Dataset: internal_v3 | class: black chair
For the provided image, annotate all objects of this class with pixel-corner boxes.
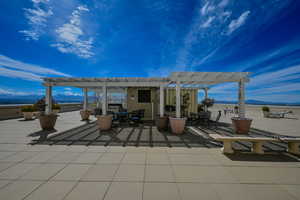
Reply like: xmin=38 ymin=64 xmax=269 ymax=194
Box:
xmin=128 ymin=109 xmax=145 ymax=126
xmin=208 ymin=110 xmax=222 ymax=129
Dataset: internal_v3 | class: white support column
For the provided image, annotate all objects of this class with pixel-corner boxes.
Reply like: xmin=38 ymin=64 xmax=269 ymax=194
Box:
xmin=83 ymin=88 xmax=88 ymax=110
xmin=159 ymin=85 xmax=164 ymax=117
xmin=45 ymin=86 xmax=52 ymax=114
xmin=238 ymin=79 xmax=246 ymax=118
xmin=176 ymin=82 xmax=181 ymax=118
xmin=204 ymin=88 xmax=208 ymax=112
xmin=102 ymin=85 xmax=107 ymax=115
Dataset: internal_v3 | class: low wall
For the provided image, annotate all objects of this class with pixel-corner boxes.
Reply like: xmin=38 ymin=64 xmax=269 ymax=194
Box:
xmin=0 ymin=103 xmax=82 ymax=120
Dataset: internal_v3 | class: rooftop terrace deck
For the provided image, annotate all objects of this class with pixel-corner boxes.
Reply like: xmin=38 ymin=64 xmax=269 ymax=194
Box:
xmin=0 ymin=111 xmax=300 ymax=200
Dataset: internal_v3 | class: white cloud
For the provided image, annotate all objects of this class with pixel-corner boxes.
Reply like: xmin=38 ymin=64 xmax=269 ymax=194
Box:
xmin=200 ymin=2 xmax=215 ymax=15
xmin=51 ymin=5 xmax=94 ymax=59
xmin=201 ymin=16 xmax=215 ymax=28
xmin=218 ymin=0 xmax=230 ymax=8
xmin=0 ymin=66 xmax=42 ymax=81
xmin=0 ymin=54 xmax=70 ymax=76
xmin=0 ymin=88 xmax=37 ymax=96
xmin=19 ymin=0 xmax=53 ymax=40
xmin=227 ymin=10 xmax=250 ymax=35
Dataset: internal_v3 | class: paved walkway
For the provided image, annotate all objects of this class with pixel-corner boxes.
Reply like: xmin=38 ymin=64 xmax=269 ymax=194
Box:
xmin=0 ymin=111 xmax=300 ymax=200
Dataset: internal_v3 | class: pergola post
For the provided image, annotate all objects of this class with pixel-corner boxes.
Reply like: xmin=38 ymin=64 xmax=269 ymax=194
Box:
xmin=159 ymin=85 xmax=164 ymax=117
xmin=83 ymin=88 xmax=88 ymax=110
xmin=238 ymin=79 xmax=246 ymax=118
xmin=176 ymin=82 xmax=181 ymax=118
xmin=45 ymin=85 xmax=52 ymax=114
xmin=102 ymin=85 xmax=107 ymax=115
xmin=204 ymin=88 xmax=208 ymax=112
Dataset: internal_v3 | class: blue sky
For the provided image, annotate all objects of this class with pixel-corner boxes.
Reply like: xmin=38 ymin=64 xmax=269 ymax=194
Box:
xmin=0 ymin=0 xmax=300 ymax=103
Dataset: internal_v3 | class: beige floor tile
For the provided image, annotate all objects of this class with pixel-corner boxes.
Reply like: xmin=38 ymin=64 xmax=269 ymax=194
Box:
xmin=146 ymin=153 xmax=170 ymax=165
xmin=178 ymin=183 xmax=219 ymax=200
xmin=71 ymin=153 xmax=102 ymax=164
xmin=106 ymin=146 xmax=127 ymax=153
xmin=51 ymin=164 xmax=90 ymax=181
xmin=173 ymin=165 xmax=238 ymax=183
xmin=0 ymin=151 xmax=38 ymax=162
xmin=0 ymin=162 xmax=17 ymax=172
xmin=0 ymin=163 xmax=39 ymax=179
xmin=64 ymin=146 xmax=88 ymax=152
xmin=169 ymin=154 xmax=220 ymax=165
xmin=126 ymin=147 xmax=148 ymax=153
xmin=97 ymin=153 xmax=124 ymax=164
xmin=143 ymin=182 xmax=180 ymax=200
xmin=24 ymin=151 xmax=59 ymax=163
xmin=64 ymin=182 xmax=109 ymax=200
xmin=104 ymin=182 xmax=143 ymax=200
xmin=0 ymin=152 xmax=17 ymax=160
xmin=145 ymin=165 xmax=175 ymax=182
xmin=280 ymin=185 xmax=300 ymax=200
xmin=146 ymin=147 xmax=168 ymax=153
xmin=46 ymin=152 xmax=80 ymax=163
xmin=81 ymin=164 xmax=118 ymax=181
xmin=121 ymin=153 xmax=146 ymax=164
xmin=24 ymin=181 xmax=76 ymax=200
xmin=20 ymin=164 xmax=66 ymax=180
xmin=0 ymin=180 xmax=42 ymax=200
xmin=86 ymin=146 xmax=108 ymax=152
xmin=114 ymin=164 xmax=145 ymax=181
xmin=0 ymin=180 xmax=10 ymax=189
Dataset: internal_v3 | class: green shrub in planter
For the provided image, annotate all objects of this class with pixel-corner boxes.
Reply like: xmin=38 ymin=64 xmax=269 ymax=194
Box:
xmin=52 ymin=104 xmax=61 ymax=110
xmin=262 ymin=106 xmax=270 ymax=112
xmin=21 ymin=105 xmax=35 ymax=112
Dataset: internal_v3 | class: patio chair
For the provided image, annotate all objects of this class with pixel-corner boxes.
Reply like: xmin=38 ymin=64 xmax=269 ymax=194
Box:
xmin=128 ymin=109 xmax=145 ymax=126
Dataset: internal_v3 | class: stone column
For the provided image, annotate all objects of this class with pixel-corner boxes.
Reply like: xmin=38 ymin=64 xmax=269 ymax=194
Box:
xmin=238 ymin=79 xmax=246 ymax=118
xmin=83 ymin=88 xmax=88 ymax=110
xmin=176 ymin=82 xmax=181 ymax=118
xmin=45 ymin=86 xmax=52 ymax=114
xmin=102 ymin=85 xmax=107 ymax=115
xmin=159 ymin=85 xmax=164 ymax=117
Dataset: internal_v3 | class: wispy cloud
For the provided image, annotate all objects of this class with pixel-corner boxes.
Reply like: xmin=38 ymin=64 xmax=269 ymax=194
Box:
xmin=218 ymin=0 xmax=230 ymax=8
xmin=227 ymin=11 xmax=250 ymax=35
xmin=0 ymin=54 xmax=70 ymax=76
xmin=201 ymin=16 xmax=215 ymax=28
xmin=0 ymin=87 xmax=37 ymax=96
xmin=51 ymin=5 xmax=94 ymax=59
xmin=200 ymin=2 xmax=215 ymax=15
xmin=19 ymin=0 xmax=53 ymax=40
xmin=0 ymin=66 xmax=42 ymax=81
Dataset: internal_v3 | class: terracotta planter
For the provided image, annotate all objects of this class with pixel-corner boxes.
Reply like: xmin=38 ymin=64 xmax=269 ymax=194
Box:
xmin=156 ymin=116 xmax=168 ymax=131
xmin=80 ymin=110 xmax=91 ymax=121
xmin=169 ymin=117 xmax=186 ymax=134
xmin=231 ymin=117 xmax=252 ymax=134
xmin=39 ymin=114 xmax=57 ymax=130
xmin=97 ymin=115 xmax=113 ymax=131
xmin=23 ymin=112 xmax=33 ymax=120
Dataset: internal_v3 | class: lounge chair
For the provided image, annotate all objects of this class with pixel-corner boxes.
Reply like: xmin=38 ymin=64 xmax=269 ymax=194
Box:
xmin=208 ymin=110 xmax=222 ymax=129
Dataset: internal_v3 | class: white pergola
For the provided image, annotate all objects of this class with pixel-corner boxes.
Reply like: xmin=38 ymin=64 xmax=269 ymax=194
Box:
xmin=43 ymin=72 xmax=250 ymax=118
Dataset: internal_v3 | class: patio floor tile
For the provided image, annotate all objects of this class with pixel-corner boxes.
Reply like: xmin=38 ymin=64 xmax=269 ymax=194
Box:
xmin=143 ymin=182 xmax=180 ymax=200
xmin=104 ymin=182 xmax=143 ymax=200
xmin=71 ymin=153 xmax=103 ymax=164
xmin=0 ymin=180 xmax=42 ymax=200
xmin=145 ymin=165 xmax=175 ymax=182
xmin=20 ymin=164 xmax=66 ymax=180
xmin=169 ymin=154 xmax=220 ymax=165
xmin=96 ymin=153 xmax=125 ymax=164
xmin=64 ymin=182 xmax=109 ymax=200
xmin=177 ymin=183 xmax=220 ymax=200
xmin=0 ymin=163 xmax=39 ymax=180
xmin=114 ymin=164 xmax=145 ymax=181
xmin=0 ymin=151 xmax=39 ymax=162
xmin=46 ymin=152 xmax=80 ymax=163
xmin=24 ymin=151 xmax=60 ymax=163
xmin=121 ymin=153 xmax=146 ymax=164
xmin=24 ymin=181 xmax=76 ymax=200
xmin=51 ymin=164 xmax=90 ymax=181
xmin=146 ymin=153 xmax=170 ymax=165
xmin=81 ymin=164 xmax=119 ymax=181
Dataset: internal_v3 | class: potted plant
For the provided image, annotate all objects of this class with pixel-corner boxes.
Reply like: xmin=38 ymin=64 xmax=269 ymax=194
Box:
xmin=38 ymin=112 xmax=58 ymax=130
xmin=234 ymin=106 xmax=239 ymax=114
xmin=156 ymin=114 xmax=169 ymax=131
xmin=169 ymin=116 xmax=186 ymax=134
xmin=97 ymin=114 xmax=113 ymax=131
xmin=262 ymin=106 xmax=270 ymax=118
xmin=231 ymin=117 xmax=252 ymax=134
xmin=52 ymin=104 xmax=61 ymax=114
xmin=34 ymin=97 xmax=58 ymax=130
xmin=80 ymin=110 xmax=91 ymax=121
xmin=21 ymin=105 xmax=35 ymax=120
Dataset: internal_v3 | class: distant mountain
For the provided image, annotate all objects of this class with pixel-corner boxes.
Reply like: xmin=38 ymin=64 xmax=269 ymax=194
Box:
xmin=216 ymin=99 xmax=300 ymax=106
